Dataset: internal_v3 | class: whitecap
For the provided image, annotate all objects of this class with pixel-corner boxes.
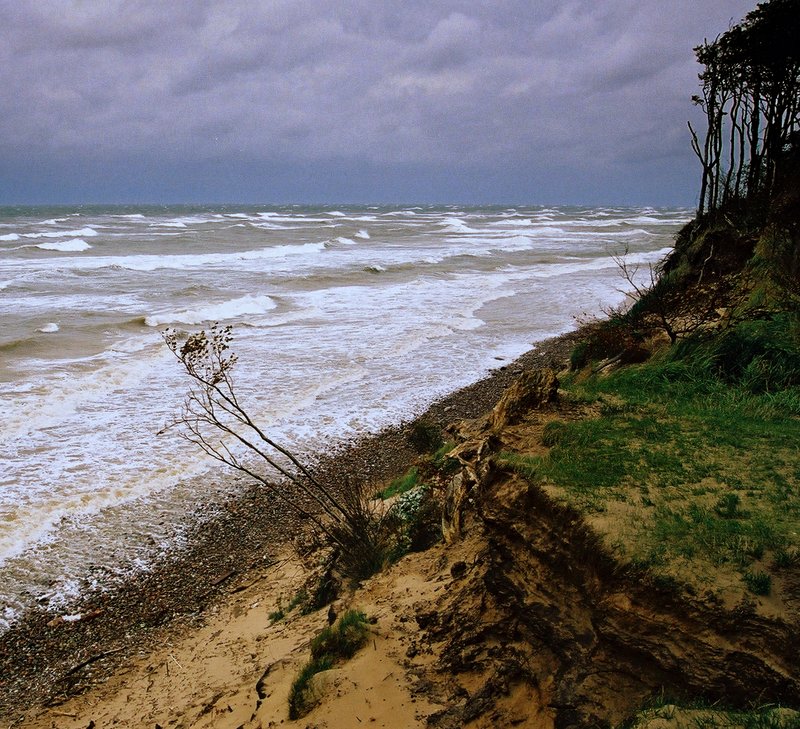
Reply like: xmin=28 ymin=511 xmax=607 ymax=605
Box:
xmin=22 ymin=227 xmax=99 ymax=240
xmin=157 ymin=221 xmax=187 ymax=228
xmin=328 ymin=211 xmax=346 ymax=217
xmin=36 ymin=323 xmax=60 ymax=333
xmin=441 ymin=217 xmax=478 ymax=234
xmin=355 ymin=230 xmax=370 ymax=239
xmin=0 ymin=233 xmax=20 ymax=241
xmin=144 ymin=294 xmax=277 ymax=327
xmin=35 ymin=239 xmax=92 ymax=252
xmin=336 ymin=237 xmax=357 ymax=245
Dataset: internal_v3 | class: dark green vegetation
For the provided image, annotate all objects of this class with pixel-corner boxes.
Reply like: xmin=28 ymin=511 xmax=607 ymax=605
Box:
xmin=288 ymin=609 xmax=369 ymax=719
xmin=376 ymin=465 xmax=442 ymax=560
xmin=689 ymin=0 xmax=799 ymax=218
xmin=269 ymin=588 xmax=309 ymax=624
xmin=376 ymin=466 xmax=421 ymax=500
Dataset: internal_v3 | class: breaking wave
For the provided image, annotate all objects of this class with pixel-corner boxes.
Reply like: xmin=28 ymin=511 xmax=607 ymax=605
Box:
xmin=144 ymin=294 xmax=277 ymax=327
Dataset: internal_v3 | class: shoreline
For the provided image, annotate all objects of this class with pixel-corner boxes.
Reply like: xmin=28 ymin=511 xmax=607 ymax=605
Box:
xmin=0 ymin=326 xmax=585 ymax=719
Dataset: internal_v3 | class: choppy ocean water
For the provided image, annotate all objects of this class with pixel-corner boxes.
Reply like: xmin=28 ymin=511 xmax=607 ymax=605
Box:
xmin=0 ymin=204 xmax=689 ymax=630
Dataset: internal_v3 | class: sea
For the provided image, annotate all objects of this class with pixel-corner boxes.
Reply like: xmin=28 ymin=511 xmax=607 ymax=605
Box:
xmin=0 ymin=204 xmax=690 ymax=631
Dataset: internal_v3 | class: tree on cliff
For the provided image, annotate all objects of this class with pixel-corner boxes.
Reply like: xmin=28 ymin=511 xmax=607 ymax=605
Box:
xmin=161 ymin=324 xmax=395 ymax=580
xmin=689 ymin=0 xmax=800 ymax=216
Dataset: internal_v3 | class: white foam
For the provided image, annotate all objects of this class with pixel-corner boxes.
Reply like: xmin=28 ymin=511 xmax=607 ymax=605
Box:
xmin=40 ymin=218 xmax=68 ymax=225
xmin=251 ymin=221 xmax=295 ymax=230
xmin=23 ymin=227 xmax=98 ymax=239
xmin=150 ymin=216 xmax=213 ymax=228
xmin=328 ymin=211 xmax=346 ymax=217
xmin=336 ymin=237 xmax=357 ymax=245
xmin=35 ymin=239 xmax=92 ymax=252
xmin=9 ymin=241 xmax=328 ymax=273
xmin=144 ymin=294 xmax=277 ymax=327
xmin=441 ymin=217 xmax=478 ymax=234
xmin=36 ymin=323 xmax=59 ymax=333
xmin=355 ymin=229 xmax=370 ymax=239
xmin=0 ymin=233 xmax=20 ymax=241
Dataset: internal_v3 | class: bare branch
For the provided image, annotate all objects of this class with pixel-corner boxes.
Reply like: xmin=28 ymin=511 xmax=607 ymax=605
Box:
xmin=160 ymin=325 xmax=400 ymax=582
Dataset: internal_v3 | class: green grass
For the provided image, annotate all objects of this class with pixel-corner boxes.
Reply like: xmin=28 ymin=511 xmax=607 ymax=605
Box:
xmin=269 ymin=588 xmax=309 ymax=623
xmin=268 ymin=607 xmax=285 ymax=624
xmin=288 ymin=609 xmax=369 ymax=719
xmin=288 ymin=588 xmax=308 ymax=612
xmin=743 ymin=570 xmax=772 ymax=596
xmin=288 ymin=655 xmax=334 ymax=719
xmin=310 ymin=609 xmax=369 ymax=661
xmin=377 ymin=466 xmax=420 ymax=500
xmin=430 ymin=440 xmax=460 ymax=475
xmin=502 ymin=321 xmax=800 ymax=596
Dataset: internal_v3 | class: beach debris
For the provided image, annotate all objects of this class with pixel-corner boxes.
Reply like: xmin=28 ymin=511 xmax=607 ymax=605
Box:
xmin=211 ymin=569 xmax=236 ymax=587
xmin=65 ymin=647 xmax=124 ymax=677
xmin=46 ymin=609 xmax=104 ymax=628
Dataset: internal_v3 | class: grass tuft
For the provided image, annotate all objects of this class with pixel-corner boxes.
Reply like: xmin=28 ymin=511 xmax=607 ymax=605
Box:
xmin=377 ymin=467 xmax=420 ymax=500
xmin=288 ymin=609 xmax=369 ymax=719
xmin=288 ymin=655 xmax=334 ymax=719
xmin=310 ymin=609 xmax=369 ymax=661
xmin=743 ymin=570 xmax=772 ymax=596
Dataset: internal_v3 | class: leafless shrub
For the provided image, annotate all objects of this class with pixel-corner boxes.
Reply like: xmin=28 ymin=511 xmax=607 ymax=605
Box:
xmin=160 ymin=324 xmax=396 ymax=581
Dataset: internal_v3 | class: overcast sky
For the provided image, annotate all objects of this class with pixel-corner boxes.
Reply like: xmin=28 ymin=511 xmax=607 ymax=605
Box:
xmin=0 ymin=0 xmax=756 ymax=206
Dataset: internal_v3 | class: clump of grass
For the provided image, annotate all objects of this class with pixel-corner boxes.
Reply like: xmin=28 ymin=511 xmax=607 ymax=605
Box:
xmin=310 ymin=609 xmax=369 ymax=661
xmin=743 ymin=570 xmax=772 ymax=596
xmin=714 ymin=492 xmax=742 ymax=518
xmin=288 ymin=588 xmax=307 ymax=612
xmin=541 ymin=420 xmax=568 ymax=447
xmin=431 ymin=440 xmax=459 ymax=475
xmin=268 ymin=606 xmax=285 ymax=624
xmin=377 ymin=467 xmax=420 ymax=500
xmin=288 ymin=655 xmax=333 ymax=719
xmin=270 ymin=588 xmax=310 ymax=622
xmin=288 ymin=610 xmax=369 ymax=719
xmin=773 ymin=548 xmax=799 ymax=569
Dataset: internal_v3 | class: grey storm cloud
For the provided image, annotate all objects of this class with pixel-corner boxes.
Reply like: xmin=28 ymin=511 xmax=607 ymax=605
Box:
xmin=0 ymin=0 xmax=757 ymax=203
